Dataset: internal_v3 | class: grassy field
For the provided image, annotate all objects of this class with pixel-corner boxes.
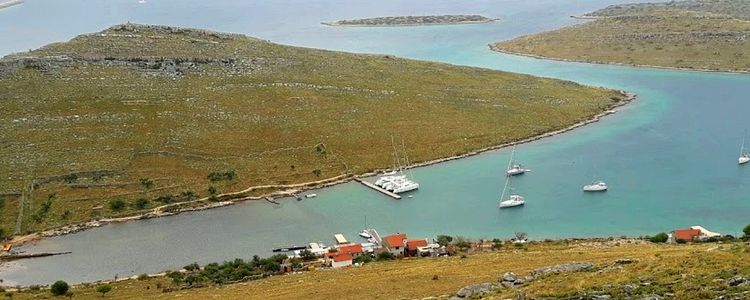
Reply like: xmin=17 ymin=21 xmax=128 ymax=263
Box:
xmin=491 ymin=0 xmax=750 ymax=72
xmin=0 ymin=24 xmax=623 ymax=236
xmin=9 ymin=240 xmax=750 ymax=299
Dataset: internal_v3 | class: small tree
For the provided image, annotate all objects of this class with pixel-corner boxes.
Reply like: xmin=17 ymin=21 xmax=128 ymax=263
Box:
xmin=95 ymin=284 xmax=111 ymax=297
xmin=299 ymin=250 xmax=317 ymax=261
xmin=183 ymin=262 xmax=200 ymax=272
xmin=376 ymin=252 xmax=395 ymax=261
xmin=743 ymin=223 xmax=750 ymax=238
xmin=108 ymin=199 xmax=126 ymax=212
xmin=140 ymin=178 xmax=154 ymax=189
xmin=50 ymin=280 xmax=69 ymax=296
xmin=649 ymin=232 xmax=669 ymax=243
xmin=133 ymin=198 xmax=149 ymax=210
xmin=436 ymin=235 xmax=453 ymax=247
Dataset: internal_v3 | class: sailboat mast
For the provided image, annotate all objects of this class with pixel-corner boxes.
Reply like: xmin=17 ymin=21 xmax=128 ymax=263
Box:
xmin=390 ymin=135 xmax=403 ymax=174
xmin=742 ymin=130 xmax=747 ymax=156
xmin=401 ymin=138 xmax=415 ymax=180
xmin=499 ymin=176 xmax=510 ymax=207
xmin=506 ymin=145 xmax=516 ymax=171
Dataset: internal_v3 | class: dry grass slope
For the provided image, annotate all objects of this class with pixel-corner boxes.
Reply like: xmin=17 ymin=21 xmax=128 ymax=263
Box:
xmin=9 ymin=241 xmax=750 ymax=299
xmin=0 ymin=24 xmax=622 ymax=236
xmin=492 ymin=0 xmax=750 ymax=72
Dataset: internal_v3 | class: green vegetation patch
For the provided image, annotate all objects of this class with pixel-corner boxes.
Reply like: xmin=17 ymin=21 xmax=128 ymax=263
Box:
xmin=0 ymin=24 xmax=622 ymax=234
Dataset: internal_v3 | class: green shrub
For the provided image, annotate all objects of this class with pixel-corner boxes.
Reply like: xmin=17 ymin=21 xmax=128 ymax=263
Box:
xmin=650 ymin=232 xmax=669 ymax=243
xmin=376 ymin=252 xmax=395 ymax=261
xmin=108 ymin=198 xmax=126 ymax=212
xmin=95 ymin=284 xmax=112 ymax=296
xmin=50 ymin=280 xmax=69 ymax=296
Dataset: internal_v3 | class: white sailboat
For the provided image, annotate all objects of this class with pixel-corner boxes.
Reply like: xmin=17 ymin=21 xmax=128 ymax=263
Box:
xmin=499 ymin=150 xmax=525 ymax=208
xmin=505 ymin=145 xmax=530 ymax=176
xmin=583 ymin=181 xmax=608 ymax=192
xmin=740 ymin=130 xmax=750 ymax=165
xmin=359 ymin=216 xmax=372 ymax=239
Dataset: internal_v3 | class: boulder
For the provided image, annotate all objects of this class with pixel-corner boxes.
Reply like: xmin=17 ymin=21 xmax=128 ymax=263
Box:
xmin=622 ymin=284 xmax=637 ymax=293
xmin=455 ymin=282 xmax=495 ymax=298
xmin=728 ymin=275 xmax=745 ymax=287
xmin=639 ymin=295 xmax=662 ymax=300
xmin=530 ymin=262 xmax=596 ymax=278
xmin=524 ymin=275 xmax=535 ymax=282
xmin=502 ymin=272 xmax=518 ymax=282
xmin=615 ymin=258 xmax=635 ymax=264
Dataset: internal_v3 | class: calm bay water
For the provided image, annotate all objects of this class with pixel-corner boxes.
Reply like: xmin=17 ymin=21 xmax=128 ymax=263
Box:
xmin=2 ymin=0 xmax=750 ymax=285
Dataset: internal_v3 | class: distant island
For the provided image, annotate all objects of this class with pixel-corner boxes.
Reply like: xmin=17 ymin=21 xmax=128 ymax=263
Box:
xmin=490 ymin=0 xmax=750 ymax=73
xmin=323 ymin=15 xmax=497 ymax=27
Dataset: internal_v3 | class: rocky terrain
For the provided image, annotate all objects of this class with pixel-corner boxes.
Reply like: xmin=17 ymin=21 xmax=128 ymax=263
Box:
xmin=0 ymin=23 xmax=622 ymax=237
xmin=491 ymin=0 xmax=750 ymax=73
xmin=324 ymin=15 xmax=496 ymax=27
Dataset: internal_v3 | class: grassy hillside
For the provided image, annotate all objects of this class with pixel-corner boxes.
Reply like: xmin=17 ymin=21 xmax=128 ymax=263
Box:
xmin=9 ymin=240 xmax=750 ymax=299
xmin=588 ymin=0 xmax=750 ymax=20
xmin=0 ymin=24 xmax=623 ymax=236
xmin=491 ymin=0 xmax=750 ymax=72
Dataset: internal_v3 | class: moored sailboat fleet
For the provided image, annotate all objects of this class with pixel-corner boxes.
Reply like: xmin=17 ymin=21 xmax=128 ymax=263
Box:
xmin=374 ymin=137 xmax=420 ymax=194
xmin=497 ymin=145 xmax=608 ymax=209
xmin=369 ymin=130 xmax=750 ymax=209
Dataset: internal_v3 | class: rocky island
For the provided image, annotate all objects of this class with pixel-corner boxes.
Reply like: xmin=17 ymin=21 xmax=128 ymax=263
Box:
xmin=491 ymin=0 xmax=750 ymax=73
xmin=323 ymin=15 xmax=496 ymax=27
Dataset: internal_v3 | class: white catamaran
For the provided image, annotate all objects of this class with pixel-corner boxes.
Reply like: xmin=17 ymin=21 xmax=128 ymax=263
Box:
xmin=740 ymin=130 xmax=750 ymax=165
xmin=375 ymin=137 xmax=419 ymax=194
xmin=499 ymin=148 xmax=525 ymax=208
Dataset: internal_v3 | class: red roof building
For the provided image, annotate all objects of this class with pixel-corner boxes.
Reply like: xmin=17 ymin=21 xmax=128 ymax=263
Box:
xmin=332 ymin=253 xmax=353 ymax=262
xmin=673 ymin=229 xmax=702 ymax=241
xmin=406 ymin=239 xmax=428 ymax=251
xmin=327 ymin=243 xmax=363 ymax=258
xmin=383 ymin=233 xmax=407 ymax=249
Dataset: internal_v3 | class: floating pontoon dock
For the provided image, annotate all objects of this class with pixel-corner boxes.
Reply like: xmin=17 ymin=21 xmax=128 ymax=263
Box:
xmin=354 ymin=178 xmax=401 ymax=199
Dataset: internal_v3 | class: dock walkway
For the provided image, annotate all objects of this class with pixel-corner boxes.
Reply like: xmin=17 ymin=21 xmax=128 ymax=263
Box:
xmin=354 ymin=178 xmax=401 ymax=199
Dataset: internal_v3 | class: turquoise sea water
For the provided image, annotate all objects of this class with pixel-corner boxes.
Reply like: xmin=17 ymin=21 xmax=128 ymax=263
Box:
xmin=2 ymin=0 xmax=750 ymax=285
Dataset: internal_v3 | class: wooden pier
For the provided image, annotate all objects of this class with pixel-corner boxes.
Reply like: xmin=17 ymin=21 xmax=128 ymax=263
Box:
xmin=354 ymin=178 xmax=401 ymax=199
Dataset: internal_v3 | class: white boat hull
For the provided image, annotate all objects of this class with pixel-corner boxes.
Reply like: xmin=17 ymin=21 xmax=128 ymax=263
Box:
xmin=740 ymin=156 xmax=750 ymax=164
xmin=583 ymin=185 xmax=607 ymax=192
xmin=499 ymin=195 xmax=525 ymax=208
xmin=583 ymin=181 xmax=608 ymax=192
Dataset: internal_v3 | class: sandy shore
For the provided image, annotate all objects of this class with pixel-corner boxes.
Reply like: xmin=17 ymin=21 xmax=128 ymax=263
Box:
xmin=322 ymin=19 xmax=498 ymax=28
xmin=9 ymin=92 xmax=635 ymax=247
xmin=488 ymin=44 xmax=750 ymax=75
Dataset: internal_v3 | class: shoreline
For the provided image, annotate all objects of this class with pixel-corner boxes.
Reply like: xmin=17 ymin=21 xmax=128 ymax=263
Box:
xmin=488 ymin=44 xmax=750 ymax=75
xmin=322 ymin=19 xmax=498 ymax=28
xmin=0 ymin=0 xmax=22 ymax=10
xmin=9 ymin=92 xmax=635 ymax=248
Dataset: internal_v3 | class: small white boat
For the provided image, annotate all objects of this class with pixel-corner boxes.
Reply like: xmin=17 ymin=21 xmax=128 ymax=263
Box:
xmin=358 ymin=230 xmax=372 ymax=239
xmin=499 ymin=194 xmax=525 ymax=208
xmin=583 ymin=181 xmax=608 ymax=192
xmin=505 ymin=146 xmax=530 ymax=176
xmin=740 ymin=130 xmax=750 ymax=165
xmin=305 ymin=193 xmax=317 ymax=198
xmin=506 ymin=164 xmax=530 ymax=176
